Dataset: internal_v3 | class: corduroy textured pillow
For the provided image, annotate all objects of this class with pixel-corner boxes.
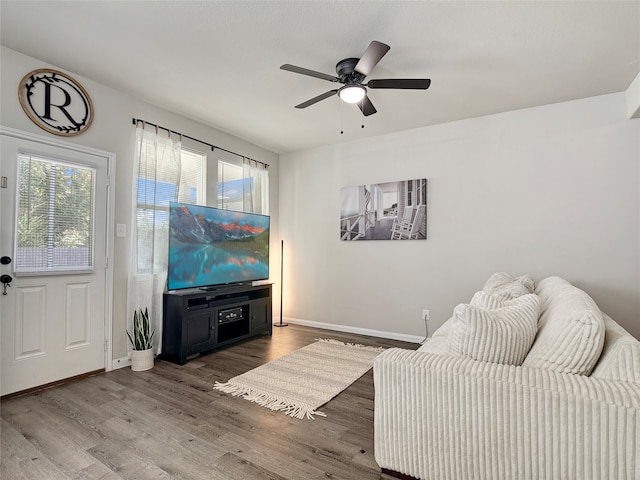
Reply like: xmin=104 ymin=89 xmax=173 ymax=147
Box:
xmin=470 ymin=290 xmax=537 ymax=310
xmin=522 ymin=276 xmax=605 ymax=376
xmin=447 ymin=293 xmax=541 ymax=366
xmin=482 ymin=272 xmax=535 ymax=301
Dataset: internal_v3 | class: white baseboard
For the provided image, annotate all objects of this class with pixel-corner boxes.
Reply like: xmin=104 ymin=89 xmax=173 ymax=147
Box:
xmin=111 ymin=321 xmax=420 ymax=370
xmin=112 ymin=356 xmax=131 ymax=370
xmin=112 ymin=349 xmax=165 ymax=370
xmin=280 ymin=316 xmax=423 ymax=344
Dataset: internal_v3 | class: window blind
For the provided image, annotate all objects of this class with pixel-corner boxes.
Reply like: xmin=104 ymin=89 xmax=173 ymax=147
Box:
xmin=15 ymin=153 xmax=95 ymax=273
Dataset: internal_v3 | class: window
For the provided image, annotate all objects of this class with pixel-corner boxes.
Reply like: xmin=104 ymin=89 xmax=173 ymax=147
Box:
xmin=136 ymin=146 xmax=204 ymax=210
xmin=15 ymin=153 xmax=95 ymax=273
xmin=179 ymin=148 xmax=206 ymax=205
xmin=217 ymin=158 xmax=268 ymax=214
xmin=135 ymin=141 xmax=205 ymax=274
xmin=217 ymin=160 xmax=245 ymax=212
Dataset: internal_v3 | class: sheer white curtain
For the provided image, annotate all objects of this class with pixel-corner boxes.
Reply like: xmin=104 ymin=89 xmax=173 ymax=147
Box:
xmin=127 ymin=123 xmax=182 ymax=354
xmin=242 ymin=157 xmax=269 ymax=214
xmin=218 ymin=156 xmax=269 ymax=214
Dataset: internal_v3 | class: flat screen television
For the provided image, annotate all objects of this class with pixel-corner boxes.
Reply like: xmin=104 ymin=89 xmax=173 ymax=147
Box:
xmin=167 ymin=202 xmax=270 ymax=291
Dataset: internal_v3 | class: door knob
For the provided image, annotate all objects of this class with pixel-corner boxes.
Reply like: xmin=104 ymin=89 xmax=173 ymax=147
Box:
xmin=0 ymin=274 xmax=12 ymax=295
xmin=0 ymin=256 xmax=11 ymax=265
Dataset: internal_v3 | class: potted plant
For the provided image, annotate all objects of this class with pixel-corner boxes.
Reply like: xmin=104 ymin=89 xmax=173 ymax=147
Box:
xmin=127 ymin=307 xmax=155 ymax=371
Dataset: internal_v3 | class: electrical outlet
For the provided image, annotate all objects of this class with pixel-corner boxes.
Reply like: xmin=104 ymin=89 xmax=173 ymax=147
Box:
xmin=422 ymin=309 xmax=430 ymax=322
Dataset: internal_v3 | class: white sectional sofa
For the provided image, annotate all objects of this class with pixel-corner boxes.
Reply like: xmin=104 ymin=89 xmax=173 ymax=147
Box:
xmin=373 ymin=274 xmax=640 ymax=480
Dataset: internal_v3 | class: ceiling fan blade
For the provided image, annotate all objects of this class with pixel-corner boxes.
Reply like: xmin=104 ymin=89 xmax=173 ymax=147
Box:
xmin=366 ymin=78 xmax=431 ymax=90
xmin=354 ymin=41 xmax=390 ymax=76
xmin=358 ymin=95 xmax=377 ymax=116
xmin=295 ymin=89 xmax=339 ymax=109
xmin=280 ymin=64 xmax=340 ymax=83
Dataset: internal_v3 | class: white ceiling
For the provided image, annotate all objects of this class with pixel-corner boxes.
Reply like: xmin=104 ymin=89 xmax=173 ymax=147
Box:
xmin=1 ymin=1 xmax=639 ymax=154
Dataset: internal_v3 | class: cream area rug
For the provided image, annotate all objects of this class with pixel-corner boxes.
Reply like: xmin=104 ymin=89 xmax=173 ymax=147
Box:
xmin=213 ymin=338 xmax=384 ymax=419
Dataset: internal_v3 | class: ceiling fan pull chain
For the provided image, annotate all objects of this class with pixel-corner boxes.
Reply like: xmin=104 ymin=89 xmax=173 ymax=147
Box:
xmin=340 ymin=98 xmax=344 ymax=135
xmin=361 ymin=98 xmax=365 ymax=129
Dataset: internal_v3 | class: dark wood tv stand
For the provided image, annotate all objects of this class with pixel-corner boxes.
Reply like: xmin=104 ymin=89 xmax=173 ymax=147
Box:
xmin=161 ymin=283 xmax=272 ymax=365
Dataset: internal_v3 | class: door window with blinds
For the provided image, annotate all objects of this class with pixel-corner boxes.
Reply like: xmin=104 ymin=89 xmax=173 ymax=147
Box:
xmin=14 ymin=152 xmax=95 ymax=273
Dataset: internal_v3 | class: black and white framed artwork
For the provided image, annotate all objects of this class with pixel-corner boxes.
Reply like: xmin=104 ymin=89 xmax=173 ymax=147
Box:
xmin=340 ymin=178 xmax=427 ymax=241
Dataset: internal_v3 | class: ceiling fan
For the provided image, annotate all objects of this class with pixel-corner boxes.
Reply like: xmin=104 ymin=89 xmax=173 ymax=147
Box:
xmin=280 ymin=41 xmax=431 ymax=116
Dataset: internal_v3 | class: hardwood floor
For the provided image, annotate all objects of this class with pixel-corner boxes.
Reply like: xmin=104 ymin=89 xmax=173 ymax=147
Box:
xmin=1 ymin=324 xmax=417 ymax=480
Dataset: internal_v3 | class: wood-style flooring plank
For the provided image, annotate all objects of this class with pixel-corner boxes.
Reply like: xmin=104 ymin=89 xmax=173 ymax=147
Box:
xmin=211 ymin=451 xmax=287 ymax=480
xmin=210 ymin=431 xmax=333 ymax=480
xmin=2 ymin=392 xmax=107 ymax=452
xmin=0 ymin=418 xmax=70 ymax=480
xmin=68 ymin=461 xmax=123 ymax=480
xmin=1 ymin=324 xmax=416 ymax=480
xmin=86 ymin=438 xmax=175 ymax=480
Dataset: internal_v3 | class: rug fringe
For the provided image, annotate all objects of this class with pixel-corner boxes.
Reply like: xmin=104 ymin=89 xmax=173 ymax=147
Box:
xmin=213 ymin=381 xmax=327 ymax=420
xmin=315 ymin=337 xmax=386 ymax=353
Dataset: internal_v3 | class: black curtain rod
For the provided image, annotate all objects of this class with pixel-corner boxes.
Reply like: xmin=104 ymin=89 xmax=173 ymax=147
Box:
xmin=131 ymin=118 xmax=269 ymax=168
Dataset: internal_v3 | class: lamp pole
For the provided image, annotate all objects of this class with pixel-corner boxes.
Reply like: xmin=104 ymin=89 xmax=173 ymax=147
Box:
xmin=275 ymin=239 xmax=288 ymax=327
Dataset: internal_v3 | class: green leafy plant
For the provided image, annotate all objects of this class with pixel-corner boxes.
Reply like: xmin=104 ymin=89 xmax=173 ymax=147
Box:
xmin=127 ymin=308 xmax=155 ymax=351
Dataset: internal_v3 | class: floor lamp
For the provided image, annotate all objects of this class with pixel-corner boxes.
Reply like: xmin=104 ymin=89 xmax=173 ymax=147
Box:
xmin=274 ymin=239 xmax=288 ymax=327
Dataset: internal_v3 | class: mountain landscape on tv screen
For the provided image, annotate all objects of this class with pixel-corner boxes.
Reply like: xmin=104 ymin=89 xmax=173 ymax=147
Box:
xmin=170 ymin=204 xmax=269 ymax=256
xmin=167 ymin=204 xmax=270 ymax=290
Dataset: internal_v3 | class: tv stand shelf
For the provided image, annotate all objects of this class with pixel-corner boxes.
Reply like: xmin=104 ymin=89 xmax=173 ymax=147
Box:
xmin=161 ymin=283 xmax=272 ymax=365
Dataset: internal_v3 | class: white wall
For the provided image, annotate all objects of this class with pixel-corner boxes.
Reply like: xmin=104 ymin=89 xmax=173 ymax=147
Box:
xmin=0 ymin=47 xmax=280 ymax=360
xmin=279 ymin=93 xmax=640 ymax=340
xmin=3 ymin=46 xmax=638 ymax=356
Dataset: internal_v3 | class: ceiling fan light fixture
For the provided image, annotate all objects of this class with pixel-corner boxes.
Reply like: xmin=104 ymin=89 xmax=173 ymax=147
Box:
xmin=338 ymin=85 xmax=366 ymax=104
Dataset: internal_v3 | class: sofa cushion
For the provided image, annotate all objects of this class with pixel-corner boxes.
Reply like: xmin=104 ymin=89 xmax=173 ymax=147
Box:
xmin=417 ymin=317 xmax=453 ymax=355
xmin=417 ymin=335 xmax=450 ymax=355
xmin=482 ymin=272 xmax=535 ymax=301
xmin=590 ymin=314 xmax=640 ymax=384
xmin=522 ymin=276 xmax=605 ymax=376
xmin=431 ymin=317 xmax=453 ymax=339
xmin=447 ymin=293 xmax=540 ymax=366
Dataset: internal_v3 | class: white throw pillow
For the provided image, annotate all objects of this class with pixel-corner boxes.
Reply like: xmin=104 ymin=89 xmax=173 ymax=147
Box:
xmin=470 ymin=290 xmax=505 ymax=309
xmin=522 ymin=276 xmax=605 ymax=376
xmin=470 ymin=290 xmax=536 ymax=310
xmin=482 ymin=272 xmax=535 ymax=301
xmin=447 ymin=293 xmax=541 ymax=366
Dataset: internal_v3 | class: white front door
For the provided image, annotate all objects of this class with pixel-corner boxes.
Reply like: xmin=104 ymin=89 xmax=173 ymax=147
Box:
xmin=0 ymin=129 xmax=112 ymax=396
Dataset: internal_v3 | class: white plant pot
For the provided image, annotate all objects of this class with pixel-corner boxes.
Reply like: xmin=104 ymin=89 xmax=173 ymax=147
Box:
xmin=131 ymin=348 xmax=154 ymax=371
